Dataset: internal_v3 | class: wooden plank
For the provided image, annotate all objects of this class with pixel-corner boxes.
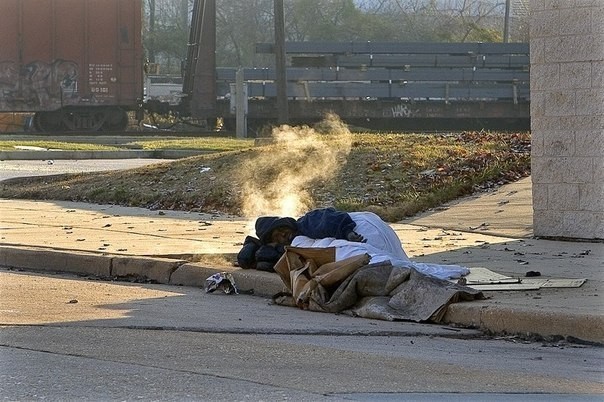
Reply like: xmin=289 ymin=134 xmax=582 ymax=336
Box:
xmin=256 ymin=41 xmax=529 ymax=55
xmin=245 ymin=81 xmax=529 ymax=100
xmin=332 ymin=54 xmax=529 ymax=68
xmin=217 ymin=67 xmax=529 ymax=83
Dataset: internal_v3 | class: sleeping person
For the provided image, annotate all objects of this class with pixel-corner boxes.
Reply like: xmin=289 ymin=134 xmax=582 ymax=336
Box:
xmin=237 ymin=207 xmax=468 ymax=280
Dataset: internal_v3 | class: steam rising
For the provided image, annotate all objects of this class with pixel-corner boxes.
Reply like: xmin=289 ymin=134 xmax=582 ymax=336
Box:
xmin=239 ymin=114 xmax=352 ymax=218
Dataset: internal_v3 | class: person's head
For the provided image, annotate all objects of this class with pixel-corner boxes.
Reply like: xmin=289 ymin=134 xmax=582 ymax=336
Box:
xmin=268 ymin=225 xmax=297 ymax=245
xmin=255 ymin=216 xmax=298 ymax=245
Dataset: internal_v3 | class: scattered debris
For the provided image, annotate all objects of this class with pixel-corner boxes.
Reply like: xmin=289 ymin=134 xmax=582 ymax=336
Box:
xmin=205 ymin=272 xmax=238 ymax=294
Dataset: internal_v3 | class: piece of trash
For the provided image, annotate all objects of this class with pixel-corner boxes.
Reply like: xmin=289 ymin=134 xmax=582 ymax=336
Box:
xmin=469 ymin=222 xmax=490 ymax=230
xmin=526 ymin=271 xmax=541 ymax=277
xmin=199 ymin=167 xmax=211 ymax=173
xmin=205 ymin=272 xmax=238 ymax=294
xmin=103 ymin=224 xmax=112 ymax=228
xmin=515 ymin=260 xmax=529 ymax=265
xmin=67 ymin=299 xmax=78 ymax=304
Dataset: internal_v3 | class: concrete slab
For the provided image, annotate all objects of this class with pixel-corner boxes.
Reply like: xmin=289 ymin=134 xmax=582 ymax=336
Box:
xmin=403 ymin=177 xmax=534 ymax=238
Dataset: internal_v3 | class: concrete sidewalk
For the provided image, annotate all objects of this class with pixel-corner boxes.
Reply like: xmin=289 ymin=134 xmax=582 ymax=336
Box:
xmin=1 ymin=177 xmax=603 ymax=343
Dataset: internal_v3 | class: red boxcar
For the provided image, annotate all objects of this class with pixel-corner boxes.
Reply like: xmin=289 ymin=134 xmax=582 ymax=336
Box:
xmin=0 ymin=0 xmax=143 ymax=131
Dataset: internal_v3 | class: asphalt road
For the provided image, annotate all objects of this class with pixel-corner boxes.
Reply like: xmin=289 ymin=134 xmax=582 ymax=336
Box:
xmin=1 ymin=269 xmax=602 ymax=401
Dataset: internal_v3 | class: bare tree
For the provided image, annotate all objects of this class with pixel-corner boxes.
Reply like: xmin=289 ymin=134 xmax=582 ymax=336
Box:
xmin=144 ymin=0 xmax=521 ymax=72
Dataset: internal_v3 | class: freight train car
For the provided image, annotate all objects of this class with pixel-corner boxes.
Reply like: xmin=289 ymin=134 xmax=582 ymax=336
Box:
xmin=0 ymin=0 xmax=143 ymax=132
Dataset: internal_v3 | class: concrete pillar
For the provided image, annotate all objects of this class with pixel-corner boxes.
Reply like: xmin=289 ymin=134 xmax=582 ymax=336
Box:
xmin=530 ymin=0 xmax=603 ymax=240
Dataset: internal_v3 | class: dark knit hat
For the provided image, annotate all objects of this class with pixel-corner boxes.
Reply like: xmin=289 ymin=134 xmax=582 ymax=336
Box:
xmin=255 ymin=216 xmax=297 ymax=244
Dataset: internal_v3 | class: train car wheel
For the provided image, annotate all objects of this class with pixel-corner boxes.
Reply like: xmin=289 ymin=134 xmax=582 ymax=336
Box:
xmin=61 ymin=109 xmax=105 ymax=131
xmin=102 ymin=108 xmax=129 ymax=131
xmin=33 ymin=111 xmax=64 ymax=132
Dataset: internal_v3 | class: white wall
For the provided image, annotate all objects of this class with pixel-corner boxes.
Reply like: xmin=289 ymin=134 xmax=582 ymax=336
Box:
xmin=530 ymin=0 xmax=603 ymax=240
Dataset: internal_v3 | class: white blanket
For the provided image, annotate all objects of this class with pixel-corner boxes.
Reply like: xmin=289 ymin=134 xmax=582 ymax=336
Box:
xmin=291 ymin=211 xmax=469 ymax=280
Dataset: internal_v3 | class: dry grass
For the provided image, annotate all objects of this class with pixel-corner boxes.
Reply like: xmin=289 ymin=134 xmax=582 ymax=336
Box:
xmin=0 ymin=118 xmax=530 ymax=222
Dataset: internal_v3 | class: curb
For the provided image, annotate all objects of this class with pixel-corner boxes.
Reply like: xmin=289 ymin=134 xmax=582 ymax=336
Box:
xmin=0 ymin=245 xmax=285 ymax=298
xmin=1 ymin=245 xmax=601 ymax=344
xmin=0 ymin=150 xmax=209 ymax=160
xmin=444 ymin=302 xmax=604 ymax=344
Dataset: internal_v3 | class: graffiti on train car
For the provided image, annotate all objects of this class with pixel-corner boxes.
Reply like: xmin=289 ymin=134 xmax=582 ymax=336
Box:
xmin=388 ymin=104 xmax=419 ymax=118
xmin=0 ymin=59 xmax=80 ymax=110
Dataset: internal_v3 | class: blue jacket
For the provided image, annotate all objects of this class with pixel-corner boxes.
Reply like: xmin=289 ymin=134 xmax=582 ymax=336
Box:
xmin=237 ymin=208 xmax=356 ymax=272
xmin=296 ymin=207 xmax=356 ymax=240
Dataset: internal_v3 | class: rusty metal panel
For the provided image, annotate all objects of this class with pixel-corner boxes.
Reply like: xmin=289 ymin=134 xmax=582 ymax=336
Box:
xmin=0 ymin=0 xmax=142 ymax=113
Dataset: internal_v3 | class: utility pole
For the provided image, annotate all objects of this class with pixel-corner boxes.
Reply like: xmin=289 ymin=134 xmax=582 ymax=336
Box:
xmin=274 ymin=0 xmax=288 ymax=124
xmin=184 ymin=0 xmax=216 ymax=121
xmin=148 ymin=0 xmax=156 ymax=63
xmin=503 ymin=0 xmax=511 ymax=43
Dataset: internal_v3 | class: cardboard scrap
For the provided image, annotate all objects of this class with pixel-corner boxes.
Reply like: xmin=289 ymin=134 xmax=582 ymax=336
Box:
xmin=455 ymin=267 xmax=586 ymax=291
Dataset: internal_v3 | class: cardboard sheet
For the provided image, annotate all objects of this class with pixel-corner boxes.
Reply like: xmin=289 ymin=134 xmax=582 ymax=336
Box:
xmin=455 ymin=267 xmax=586 ymax=291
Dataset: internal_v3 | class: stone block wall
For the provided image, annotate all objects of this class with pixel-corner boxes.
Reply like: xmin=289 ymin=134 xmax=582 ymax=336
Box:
xmin=530 ymin=0 xmax=603 ymax=240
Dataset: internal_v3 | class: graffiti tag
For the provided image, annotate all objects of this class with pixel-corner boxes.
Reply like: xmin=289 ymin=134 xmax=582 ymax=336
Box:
xmin=390 ymin=104 xmax=418 ymax=118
